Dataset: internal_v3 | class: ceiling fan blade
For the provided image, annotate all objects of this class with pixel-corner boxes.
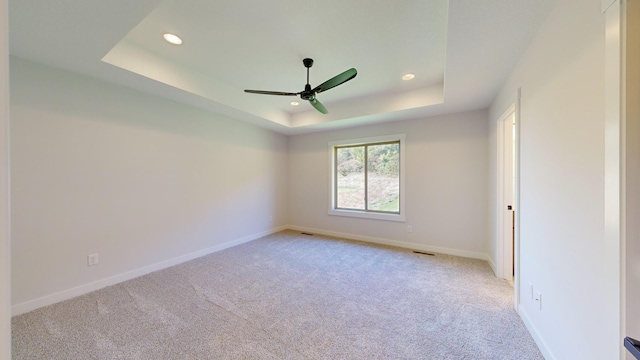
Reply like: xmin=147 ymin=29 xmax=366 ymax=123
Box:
xmin=312 ymin=68 xmax=357 ymax=94
xmin=244 ymin=89 xmax=298 ymax=96
xmin=309 ymin=98 xmax=328 ymax=114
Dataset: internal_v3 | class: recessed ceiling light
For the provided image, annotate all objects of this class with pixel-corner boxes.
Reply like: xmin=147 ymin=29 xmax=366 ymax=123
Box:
xmin=402 ymin=73 xmax=415 ymax=81
xmin=163 ymin=33 xmax=183 ymax=45
xmin=291 ymin=101 xmax=299 ymax=106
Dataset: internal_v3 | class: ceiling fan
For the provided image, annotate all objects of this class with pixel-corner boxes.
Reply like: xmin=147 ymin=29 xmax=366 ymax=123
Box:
xmin=244 ymin=58 xmax=357 ymax=114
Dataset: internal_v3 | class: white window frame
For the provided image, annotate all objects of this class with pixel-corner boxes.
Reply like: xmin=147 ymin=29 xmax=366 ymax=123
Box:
xmin=328 ymin=134 xmax=406 ymax=222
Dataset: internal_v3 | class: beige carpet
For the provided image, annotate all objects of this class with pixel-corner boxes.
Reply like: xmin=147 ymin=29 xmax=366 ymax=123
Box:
xmin=12 ymin=230 xmax=543 ymax=359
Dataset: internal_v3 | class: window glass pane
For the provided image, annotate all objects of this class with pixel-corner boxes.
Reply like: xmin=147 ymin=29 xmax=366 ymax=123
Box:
xmin=367 ymin=143 xmax=400 ymax=212
xmin=336 ymin=146 xmax=365 ymax=210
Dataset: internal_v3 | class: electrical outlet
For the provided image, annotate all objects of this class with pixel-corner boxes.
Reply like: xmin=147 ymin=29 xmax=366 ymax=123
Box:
xmin=87 ymin=253 xmax=99 ymax=266
xmin=407 ymin=225 xmax=412 ymax=233
xmin=535 ymin=291 xmax=542 ymax=310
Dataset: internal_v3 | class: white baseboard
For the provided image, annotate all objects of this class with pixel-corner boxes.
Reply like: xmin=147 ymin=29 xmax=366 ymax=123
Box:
xmin=287 ymin=225 xmax=488 ymax=261
xmin=11 ymin=226 xmax=288 ymax=316
xmin=518 ymin=305 xmax=555 ymax=360
xmin=487 ymin=257 xmax=497 ymax=275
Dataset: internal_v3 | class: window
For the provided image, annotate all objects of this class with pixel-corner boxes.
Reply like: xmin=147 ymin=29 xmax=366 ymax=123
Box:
xmin=328 ymin=134 xmax=405 ymax=221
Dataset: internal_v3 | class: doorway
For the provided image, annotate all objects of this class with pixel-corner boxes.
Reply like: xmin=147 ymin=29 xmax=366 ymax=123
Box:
xmin=497 ymin=105 xmax=516 ymax=284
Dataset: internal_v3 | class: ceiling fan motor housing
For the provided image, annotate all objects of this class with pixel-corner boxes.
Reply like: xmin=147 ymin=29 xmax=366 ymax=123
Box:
xmin=300 ymin=84 xmax=314 ymax=100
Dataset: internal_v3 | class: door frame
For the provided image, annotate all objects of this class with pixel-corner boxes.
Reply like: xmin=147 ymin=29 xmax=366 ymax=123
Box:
xmin=496 ymin=104 xmax=514 ymax=281
xmin=496 ymin=94 xmax=521 ymax=309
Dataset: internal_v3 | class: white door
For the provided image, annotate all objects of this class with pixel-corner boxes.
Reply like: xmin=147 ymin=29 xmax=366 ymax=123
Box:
xmin=497 ymin=107 xmax=515 ymax=281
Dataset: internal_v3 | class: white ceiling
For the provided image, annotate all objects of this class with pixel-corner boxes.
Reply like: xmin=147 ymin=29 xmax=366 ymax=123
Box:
xmin=8 ymin=0 xmax=558 ymax=135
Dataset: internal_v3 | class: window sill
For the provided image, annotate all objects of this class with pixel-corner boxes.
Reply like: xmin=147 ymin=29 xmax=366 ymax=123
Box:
xmin=328 ymin=209 xmax=406 ymax=222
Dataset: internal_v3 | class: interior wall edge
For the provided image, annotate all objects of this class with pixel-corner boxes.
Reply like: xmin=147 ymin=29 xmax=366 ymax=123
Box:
xmin=0 ymin=0 xmax=9 ymax=357
xmin=603 ymin=1 xmax=624 ymax=357
xmin=624 ymin=0 xmax=640 ymax=350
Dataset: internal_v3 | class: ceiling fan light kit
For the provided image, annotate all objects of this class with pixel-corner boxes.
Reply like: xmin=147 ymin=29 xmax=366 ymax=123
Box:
xmin=244 ymin=58 xmax=357 ymax=114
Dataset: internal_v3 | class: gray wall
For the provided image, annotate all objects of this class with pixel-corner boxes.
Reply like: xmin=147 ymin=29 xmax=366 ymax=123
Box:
xmin=489 ymin=0 xmax=616 ymax=357
xmin=10 ymin=58 xmax=289 ymax=311
xmin=288 ymin=110 xmax=490 ymax=258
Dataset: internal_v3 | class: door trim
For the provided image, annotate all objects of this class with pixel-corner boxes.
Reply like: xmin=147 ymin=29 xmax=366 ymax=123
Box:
xmin=496 ymin=104 xmax=515 ymax=282
xmin=496 ymin=92 xmax=521 ymax=310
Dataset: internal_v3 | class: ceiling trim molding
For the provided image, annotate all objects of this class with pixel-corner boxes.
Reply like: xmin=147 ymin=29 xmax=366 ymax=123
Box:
xmin=9 ymin=0 xmax=561 ymax=135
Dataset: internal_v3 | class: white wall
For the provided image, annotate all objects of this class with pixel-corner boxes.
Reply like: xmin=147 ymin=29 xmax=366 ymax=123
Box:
xmin=10 ymin=58 xmax=289 ymax=313
xmin=626 ymin=0 xmax=640 ymax=349
xmin=0 ymin=0 xmax=10 ymax=357
xmin=288 ymin=110 xmax=490 ymax=259
xmin=490 ymin=0 xmax=616 ymax=358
